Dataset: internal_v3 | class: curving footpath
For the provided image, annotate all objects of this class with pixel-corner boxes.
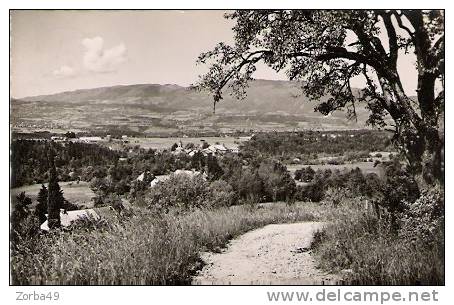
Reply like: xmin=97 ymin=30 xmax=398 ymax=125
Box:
xmin=193 ymin=221 xmax=340 ymax=285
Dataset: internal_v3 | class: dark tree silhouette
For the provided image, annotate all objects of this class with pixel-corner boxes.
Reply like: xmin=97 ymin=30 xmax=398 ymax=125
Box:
xmin=11 ymin=192 xmax=32 ymax=226
xmin=11 ymin=192 xmax=36 ymax=249
xmin=170 ymin=143 xmax=178 ymax=151
xmin=35 ymin=184 xmax=48 ymax=223
xmin=295 ymin=167 xmax=316 ymax=182
xmin=47 ymin=147 xmax=64 ymax=229
xmin=206 ymin=155 xmax=224 ymax=181
xmin=195 ymin=10 xmax=444 ymax=185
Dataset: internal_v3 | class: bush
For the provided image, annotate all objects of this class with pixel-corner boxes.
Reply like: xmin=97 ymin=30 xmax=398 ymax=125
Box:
xmin=257 ymin=159 xmax=296 ymax=202
xmin=11 ymin=192 xmax=40 ymax=249
xmin=399 ymin=186 xmax=444 ymax=247
xmin=294 ymin=166 xmax=315 ymax=182
xmin=312 ymin=206 xmax=444 ymax=285
xmin=298 ymin=181 xmax=325 ymax=202
xmin=237 ymin=168 xmax=264 ymax=203
xmin=381 ymin=161 xmax=420 ymax=213
xmin=207 ymin=180 xmax=237 ymax=208
xmin=322 ymin=187 xmax=358 ymax=207
xmin=378 ymin=161 xmax=420 ymax=230
xmin=145 ymin=173 xmax=212 ymax=212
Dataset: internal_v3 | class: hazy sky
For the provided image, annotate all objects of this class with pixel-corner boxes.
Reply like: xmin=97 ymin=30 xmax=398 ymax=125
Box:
xmin=10 ymin=10 xmax=419 ymax=98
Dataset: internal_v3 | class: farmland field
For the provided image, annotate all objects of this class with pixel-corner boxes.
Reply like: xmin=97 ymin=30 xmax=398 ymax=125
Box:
xmin=11 ymin=181 xmax=95 ymax=208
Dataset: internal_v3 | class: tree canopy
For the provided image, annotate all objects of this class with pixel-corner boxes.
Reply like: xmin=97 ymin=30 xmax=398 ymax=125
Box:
xmin=195 ymin=10 xmax=444 ymax=184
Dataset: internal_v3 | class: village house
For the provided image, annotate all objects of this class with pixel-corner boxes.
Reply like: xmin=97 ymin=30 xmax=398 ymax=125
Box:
xmin=79 ymin=136 xmax=103 ymax=143
xmin=171 ymin=142 xmax=237 ymax=157
xmin=40 ymin=206 xmax=114 ymax=231
xmin=50 ymin=136 xmax=67 ymax=142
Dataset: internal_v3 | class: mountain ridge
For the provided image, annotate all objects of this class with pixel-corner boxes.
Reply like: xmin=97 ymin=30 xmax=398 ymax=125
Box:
xmin=12 ymin=79 xmax=372 ymax=133
xmin=15 ymin=79 xmax=362 ymax=117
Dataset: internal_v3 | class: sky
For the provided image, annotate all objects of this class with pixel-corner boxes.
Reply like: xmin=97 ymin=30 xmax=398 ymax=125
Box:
xmin=10 ymin=10 xmax=419 ymax=98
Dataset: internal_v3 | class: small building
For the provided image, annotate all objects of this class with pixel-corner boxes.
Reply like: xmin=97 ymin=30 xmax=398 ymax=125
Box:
xmin=202 ymin=144 xmax=230 ymax=156
xmin=136 ymin=171 xmax=152 ymax=183
xmin=79 ymin=136 xmax=103 ymax=143
xmin=51 ymin=136 xmax=67 ymax=142
xmin=238 ymin=136 xmax=252 ymax=141
xmin=212 ymin=144 xmax=228 ymax=152
xmin=149 ymin=174 xmax=171 ymax=188
xmin=137 ymin=172 xmax=145 ymax=181
xmin=40 ymin=206 xmax=116 ymax=231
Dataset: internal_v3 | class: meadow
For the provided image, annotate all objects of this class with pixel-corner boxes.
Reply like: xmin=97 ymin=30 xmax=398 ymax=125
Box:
xmin=11 ymin=181 xmax=95 ymax=209
xmin=12 ymin=196 xmax=443 ymax=285
xmin=11 ymin=202 xmax=328 ymax=285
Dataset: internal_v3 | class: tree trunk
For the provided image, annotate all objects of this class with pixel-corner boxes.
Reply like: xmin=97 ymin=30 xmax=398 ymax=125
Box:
xmin=420 ymin=127 xmax=444 ymax=185
xmin=378 ymin=73 xmax=443 ymax=186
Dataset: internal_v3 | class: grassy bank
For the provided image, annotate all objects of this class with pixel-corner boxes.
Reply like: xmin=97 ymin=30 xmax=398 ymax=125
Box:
xmin=11 ymin=202 xmax=327 ymax=285
xmin=311 ymin=208 xmax=444 ymax=285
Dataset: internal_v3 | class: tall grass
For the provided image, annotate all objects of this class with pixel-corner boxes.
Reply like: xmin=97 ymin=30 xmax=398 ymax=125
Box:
xmin=11 ymin=202 xmax=326 ymax=285
xmin=312 ymin=209 xmax=444 ymax=285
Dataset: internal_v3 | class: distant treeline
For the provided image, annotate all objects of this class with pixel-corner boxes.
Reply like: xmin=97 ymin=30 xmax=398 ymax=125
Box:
xmin=11 ymin=140 xmax=121 ymax=188
xmin=240 ymin=130 xmax=392 ymax=161
xmin=12 ymin=129 xmax=253 ymax=140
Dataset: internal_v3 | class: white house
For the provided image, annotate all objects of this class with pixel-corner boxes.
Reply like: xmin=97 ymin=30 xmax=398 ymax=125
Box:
xmin=149 ymin=174 xmax=171 ymax=188
xmin=79 ymin=136 xmax=103 ymax=143
xmin=51 ymin=136 xmax=67 ymax=142
xmin=40 ymin=207 xmax=113 ymax=231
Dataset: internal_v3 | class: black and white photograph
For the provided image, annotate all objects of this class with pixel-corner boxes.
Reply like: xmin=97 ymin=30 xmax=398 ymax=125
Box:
xmin=9 ymin=7 xmax=445 ymax=291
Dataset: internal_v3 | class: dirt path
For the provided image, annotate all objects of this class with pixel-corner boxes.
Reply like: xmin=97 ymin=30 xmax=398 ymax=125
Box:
xmin=192 ymin=222 xmax=340 ymax=285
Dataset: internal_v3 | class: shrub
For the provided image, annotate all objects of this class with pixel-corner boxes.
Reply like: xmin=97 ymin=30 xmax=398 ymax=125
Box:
xmin=327 ymin=159 xmax=341 ymax=165
xmin=379 ymin=161 xmax=420 ymax=230
xmin=399 ymin=186 xmax=444 ymax=247
xmin=296 ymin=179 xmax=326 ymax=202
xmin=312 ymin=206 xmax=444 ymax=285
xmin=206 ymin=155 xmax=224 ymax=181
xmin=294 ymin=166 xmax=315 ymax=182
xmin=322 ymin=187 xmax=357 ymax=207
xmin=382 ymin=161 xmax=420 ymax=211
xmin=207 ymin=180 xmax=237 ymax=208
xmin=10 ymin=192 xmax=40 ymax=251
xmin=145 ymin=173 xmax=211 ymax=212
xmin=257 ymin=159 xmax=296 ymax=202
xmin=237 ymin=168 xmax=264 ymax=203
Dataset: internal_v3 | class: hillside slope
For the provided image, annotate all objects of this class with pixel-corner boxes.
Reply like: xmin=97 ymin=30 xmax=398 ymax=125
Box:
xmin=12 ymin=79 xmax=371 ymax=134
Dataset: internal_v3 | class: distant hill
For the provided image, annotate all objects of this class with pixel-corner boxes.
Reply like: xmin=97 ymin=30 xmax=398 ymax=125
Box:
xmin=12 ymin=79 xmax=373 ymax=134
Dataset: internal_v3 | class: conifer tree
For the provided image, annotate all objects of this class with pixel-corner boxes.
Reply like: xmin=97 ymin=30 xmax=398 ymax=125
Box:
xmin=35 ymin=184 xmax=48 ymax=223
xmin=47 ymin=147 xmax=63 ymax=229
